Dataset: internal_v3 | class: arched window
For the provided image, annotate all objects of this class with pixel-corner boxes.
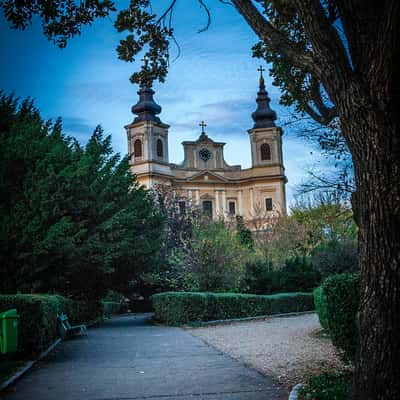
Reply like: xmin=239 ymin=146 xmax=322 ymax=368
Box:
xmin=260 ymin=143 xmax=271 ymax=161
xmin=156 ymin=139 xmax=163 ymax=158
xmin=134 ymin=139 xmax=142 ymax=158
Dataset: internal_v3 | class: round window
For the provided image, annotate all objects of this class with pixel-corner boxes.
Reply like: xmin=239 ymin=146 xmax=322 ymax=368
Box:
xmin=199 ymin=148 xmax=212 ymax=162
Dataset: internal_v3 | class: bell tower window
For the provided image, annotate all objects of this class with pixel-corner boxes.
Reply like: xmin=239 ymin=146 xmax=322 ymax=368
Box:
xmin=134 ymin=139 xmax=142 ymax=158
xmin=260 ymin=143 xmax=271 ymax=161
xmin=156 ymin=139 xmax=163 ymax=158
xmin=265 ymin=198 xmax=273 ymax=211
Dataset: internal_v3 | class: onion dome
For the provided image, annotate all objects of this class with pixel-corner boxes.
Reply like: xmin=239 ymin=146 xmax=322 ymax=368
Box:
xmin=251 ymin=66 xmax=277 ymax=129
xmin=131 ymin=84 xmax=162 ymax=124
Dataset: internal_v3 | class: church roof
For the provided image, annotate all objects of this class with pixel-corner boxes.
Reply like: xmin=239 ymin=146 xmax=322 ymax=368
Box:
xmin=251 ymin=66 xmax=277 ymax=129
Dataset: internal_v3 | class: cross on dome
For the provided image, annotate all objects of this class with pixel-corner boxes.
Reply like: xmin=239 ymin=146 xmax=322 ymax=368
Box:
xmin=251 ymin=66 xmax=277 ymax=128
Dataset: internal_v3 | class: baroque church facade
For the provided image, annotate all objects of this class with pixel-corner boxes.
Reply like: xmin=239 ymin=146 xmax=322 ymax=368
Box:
xmin=125 ymin=69 xmax=287 ymax=225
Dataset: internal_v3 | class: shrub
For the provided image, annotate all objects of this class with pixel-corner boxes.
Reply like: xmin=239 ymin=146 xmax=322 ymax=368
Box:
xmin=312 ymin=240 xmax=358 ymax=278
xmin=151 ymin=291 xmax=314 ymax=326
xmin=322 ymin=273 xmax=360 ymax=362
xmin=165 ymin=219 xmax=253 ymax=293
xmin=0 ymin=294 xmax=70 ymax=355
xmin=313 ymin=286 xmax=329 ymax=331
xmin=299 ymin=370 xmax=352 ymax=400
xmin=243 ymin=257 xmax=321 ymax=294
xmin=0 ymin=294 xmax=93 ymax=355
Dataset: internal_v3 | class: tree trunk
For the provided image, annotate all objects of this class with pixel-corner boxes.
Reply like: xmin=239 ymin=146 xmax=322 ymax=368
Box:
xmin=344 ymin=105 xmax=400 ymax=399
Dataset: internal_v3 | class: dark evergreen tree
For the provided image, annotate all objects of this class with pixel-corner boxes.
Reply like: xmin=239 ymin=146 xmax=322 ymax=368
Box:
xmin=0 ymin=93 xmax=164 ymax=305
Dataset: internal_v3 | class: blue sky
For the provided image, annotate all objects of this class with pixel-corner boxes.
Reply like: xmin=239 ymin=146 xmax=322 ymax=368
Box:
xmin=0 ymin=1 xmax=329 ymax=205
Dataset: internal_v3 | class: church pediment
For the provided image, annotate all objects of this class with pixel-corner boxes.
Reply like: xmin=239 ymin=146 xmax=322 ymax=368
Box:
xmin=187 ymin=171 xmax=228 ymax=183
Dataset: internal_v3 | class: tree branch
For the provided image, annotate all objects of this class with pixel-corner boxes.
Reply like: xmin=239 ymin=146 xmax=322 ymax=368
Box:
xmin=292 ymin=0 xmax=353 ymax=95
xmin=230 ymin=0 xmax=318 ymax=74
xmin=309 ymin=76 xmax=338 ymax=124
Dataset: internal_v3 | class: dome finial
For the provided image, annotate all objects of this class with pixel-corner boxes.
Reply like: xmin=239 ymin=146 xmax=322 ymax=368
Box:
xmin=251 ymin=66 xmax=277 ymax=129
xmin=257 ymin=65 xmax=265 ymax=88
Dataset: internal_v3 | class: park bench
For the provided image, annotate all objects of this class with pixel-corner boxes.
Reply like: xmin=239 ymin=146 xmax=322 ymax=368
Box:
xmin=57 ymin=313 xmax=86 ymax=339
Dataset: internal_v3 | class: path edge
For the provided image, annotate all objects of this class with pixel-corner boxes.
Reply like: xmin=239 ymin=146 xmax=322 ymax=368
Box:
xmin=0 ymin=316 xmax=103 ymax=392
xmin=0 ymin=338 xmax=61 ymax=392
xmin=184 ymin=311 xmax=315 ymax=328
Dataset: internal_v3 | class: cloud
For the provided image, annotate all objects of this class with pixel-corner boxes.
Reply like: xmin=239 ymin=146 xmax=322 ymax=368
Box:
xmin=62 ymin=116 xmax=96 ymax=143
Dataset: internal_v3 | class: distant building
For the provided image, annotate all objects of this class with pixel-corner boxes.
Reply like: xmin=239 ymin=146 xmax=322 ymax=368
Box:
xmin=125 ymin=68 xmax=287 ymax=225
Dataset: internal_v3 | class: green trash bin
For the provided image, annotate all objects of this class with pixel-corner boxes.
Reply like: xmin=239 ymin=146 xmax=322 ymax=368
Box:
xmin=0 ymin=309 xmax=19 ymax=354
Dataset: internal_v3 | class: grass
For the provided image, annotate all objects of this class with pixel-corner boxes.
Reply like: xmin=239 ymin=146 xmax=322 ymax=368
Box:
xmin=298 ymin=370 xmax=352 ymax=400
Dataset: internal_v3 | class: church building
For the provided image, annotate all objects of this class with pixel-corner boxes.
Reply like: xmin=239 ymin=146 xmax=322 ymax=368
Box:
xmin=125 ymin=68 xmax=287 ymax=225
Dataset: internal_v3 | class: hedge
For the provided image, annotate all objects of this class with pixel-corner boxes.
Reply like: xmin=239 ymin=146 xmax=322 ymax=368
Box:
xmin=320 ymin=273 xmax=360 ymax=362
xmin=151 ymin=291 xmax=314 ymax=326
xmin=0 ymin=294 xmax=94 ymax=356
xmin=313 ymin=286 xmax=329 ymax=331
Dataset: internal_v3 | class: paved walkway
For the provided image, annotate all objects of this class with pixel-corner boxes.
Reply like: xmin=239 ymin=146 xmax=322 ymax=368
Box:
xmin=2 ymin=314 xmax=287 ymax=400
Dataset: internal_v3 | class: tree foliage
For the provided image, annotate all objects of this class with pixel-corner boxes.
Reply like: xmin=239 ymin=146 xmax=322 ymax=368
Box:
xmin=0 ymin=93 xmax=164 ymax=302
xmin=0 ymin=0 xmax=116 ymax=48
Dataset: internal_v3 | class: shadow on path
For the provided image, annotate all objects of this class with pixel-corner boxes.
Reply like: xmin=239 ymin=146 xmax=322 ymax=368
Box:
xmin=2 ymin=314 xmax=287 ymax=400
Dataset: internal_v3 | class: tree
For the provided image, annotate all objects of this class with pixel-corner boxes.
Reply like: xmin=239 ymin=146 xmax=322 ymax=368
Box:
xmin=236 ymin=216 xmax=254 ymax=249
xmin=0 ymin=93 xmax=164 ymax=305
xmin=2 ymin=1 xmax=400 ymax=398
xmin=287 ymin=116 xmax=355 ymax=201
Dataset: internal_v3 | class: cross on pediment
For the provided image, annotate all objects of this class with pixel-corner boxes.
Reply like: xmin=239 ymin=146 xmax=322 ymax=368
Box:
xmin=199 ymin=120 xmax=207 ymax=133
xmin=257 ymin=65 xmax=265 ymax=77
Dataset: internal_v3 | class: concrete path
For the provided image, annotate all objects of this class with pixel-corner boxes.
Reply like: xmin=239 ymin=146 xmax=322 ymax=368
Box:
xmin=2 ymin=314 xmax=287 ymax=400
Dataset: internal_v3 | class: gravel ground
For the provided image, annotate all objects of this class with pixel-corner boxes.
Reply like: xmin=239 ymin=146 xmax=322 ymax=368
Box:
xmin=188 ymin=313 xmax=342 ymax=389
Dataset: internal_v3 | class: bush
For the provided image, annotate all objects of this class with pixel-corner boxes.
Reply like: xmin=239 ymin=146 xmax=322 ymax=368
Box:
xmin=0 ymin=294 xmax=70 ymax=355
xmin=243 ymin=257 xmax=321 ymax=294
xmin=322 ymin=273 xmax=360 ymax=362
xmin=151 ymin=291 xmax=314 ymax=326
xmin=0 ymin=294 xmax=94 ymax=355
xmin=299 ymin=370 xmax=352 ymax=400
xmin=313 ymin=286 xmax=329 ymax=331
xmin=312 ymin=240 xmax=358 ymax=278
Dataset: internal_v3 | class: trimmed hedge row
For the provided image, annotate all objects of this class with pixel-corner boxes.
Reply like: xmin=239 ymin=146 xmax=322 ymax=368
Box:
xmin=314 ymin=273 xmax=360 ymax=362
xmin=0 ymin=294 xmax=98 ymax=356
xmin=313 ymin=286 xmax=329 ymax=330
xmin=151 ymin=291 xmax=314 ymax=326
xmin=0 ymin=294 xmax=71 ymax=355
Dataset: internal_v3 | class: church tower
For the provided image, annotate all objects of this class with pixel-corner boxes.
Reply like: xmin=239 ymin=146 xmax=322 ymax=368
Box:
xmin=126 ymin=66 xmax=287 ymax=222
xmin=125 ymin=81 xmax=172 ymax=188
xmin=248 ymin=67 xmax=284 ymax=170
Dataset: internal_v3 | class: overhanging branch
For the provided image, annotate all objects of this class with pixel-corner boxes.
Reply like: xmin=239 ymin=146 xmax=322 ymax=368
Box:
xmin=231 ymin=0 xmax=318 ymax=75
